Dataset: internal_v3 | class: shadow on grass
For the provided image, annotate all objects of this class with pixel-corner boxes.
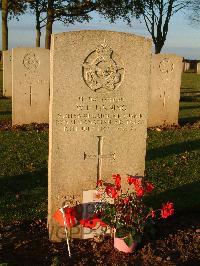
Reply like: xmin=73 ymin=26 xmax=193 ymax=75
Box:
xmin=180 ymin=96 xmax=200 ymax=102
xmin=179 ymin=116 xmax=200 ymax=125
xmin=0 ymin=168 xmax=48 ymax=222
xmin=0 ymin=110 xmax=11 ymax=115
xmin=0 ymin=168 xmax=47 ymax=193
xmin=142 ymin=181 xmax=200 ymax=238
xmin=179 ymin=105 xmax=200 ymax=110
xmin=145 ymin=181 xmax=200 ymax=212
xmin=181 ymin=87 xmax=200 ymax=93
xmin=147 ymin=139 xmax=200 ymax=161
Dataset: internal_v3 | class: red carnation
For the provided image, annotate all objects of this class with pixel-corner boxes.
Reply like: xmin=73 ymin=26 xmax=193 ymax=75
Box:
xmin=128 ymin=177 xmax=145 ymax=197
xmin=105 ymin=186 xmax=118 ymax=199
xmin=127 ymin=175 xmax=137 ymax=185
xmin=161 ymin=202 xmax=174 ymax=219
xmin=135 ymin=186 xmax=145 ymax=197
xmin=113 ymin=174 xmax=121 ymax=190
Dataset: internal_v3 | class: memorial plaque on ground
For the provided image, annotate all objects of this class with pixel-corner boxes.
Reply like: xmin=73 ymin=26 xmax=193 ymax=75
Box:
xmin=148 ymin=54 xmax=183 ymax=127
xmin=12 ymin=48 xmax=50 ymax=125
xmin=3 ymin=50 xmax=12 ymax=97
xmin=48 ymin=30 xmax=152 ymax=241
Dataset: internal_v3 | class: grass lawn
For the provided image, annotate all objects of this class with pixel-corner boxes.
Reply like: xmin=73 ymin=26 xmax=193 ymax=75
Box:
xmin=0 ymin=72 xmax=199 ymax=223
xmin=179 ymin=73 xmax=200 ymax=125
xmin=0 ymin=71 xmax=199 ymax=265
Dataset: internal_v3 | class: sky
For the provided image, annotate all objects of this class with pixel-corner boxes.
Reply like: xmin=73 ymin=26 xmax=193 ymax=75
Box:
xmin=1 ymin=9 xmax=200 ymax=59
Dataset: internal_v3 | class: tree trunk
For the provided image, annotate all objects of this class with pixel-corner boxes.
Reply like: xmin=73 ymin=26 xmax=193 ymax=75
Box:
xmin=2 ymin=0 xmax=9 ymax=51
xmin=35 ymin=0 xmax=41 ymax=47
xmin=45 ymin=0 xmax=54 ymax=49
xmin=36 ymin=28 xmax=41 ymax=47
xmin=155 ymin=41 xmax=164 ymax=54
xmin=155 ymin=46 xmax=162 ymax=54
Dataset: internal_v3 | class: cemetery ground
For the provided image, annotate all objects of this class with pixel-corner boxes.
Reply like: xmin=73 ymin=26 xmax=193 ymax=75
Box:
xmin=0 ymin=68 xmax=200 ymax=265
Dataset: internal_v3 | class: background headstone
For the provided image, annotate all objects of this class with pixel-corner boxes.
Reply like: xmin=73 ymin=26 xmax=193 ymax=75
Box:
xmin=148 ymin=54 xmax=183 ymax=127
xmin=197 ymin=63 xmax=200 ymax=74
xmin=48 ymin=30 xmax=152 ymax=241
xmin=184 ymin=62 xmax=190 ymax=72
xmin=12 ymin=48 xmax=50 ymax=125
xmin=3 ymin=50 xmax=12 ymax=97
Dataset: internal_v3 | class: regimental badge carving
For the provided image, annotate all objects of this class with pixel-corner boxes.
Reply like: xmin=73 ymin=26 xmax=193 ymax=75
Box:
xmin=23 ymin=52 xmax=40 ymax=71
xmin=159 ymin=58 xmax=174 ymax=74
xmin=82 ymin=41 xmax=124 ymax=93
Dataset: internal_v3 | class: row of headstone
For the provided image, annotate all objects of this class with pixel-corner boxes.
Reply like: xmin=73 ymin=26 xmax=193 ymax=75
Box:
xmin=2 ymin=31 xmax=183 ymax=241
xmin=182 ymin=60 xmax=200 ymax=73
xmin=148 ymin=54 xmax=182 ymax=127
xmin=3 ymin=45 xmax=182 ymax=128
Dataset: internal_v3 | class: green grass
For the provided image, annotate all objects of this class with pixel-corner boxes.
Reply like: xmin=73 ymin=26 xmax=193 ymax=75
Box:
xmin=146 ymin=128 xmax=200 ymax=211
xmin=0 ymin=98 xmax=11 ymax=121
xmin=0 ymin=131 xmax=48 ymax=222
xmin=179 ymin=73 xmax=200 ymax=125
xmin=0 ymin=73 xmax=199 ymax=224
xmin=0 ymin=63 xmax=11 ymax=121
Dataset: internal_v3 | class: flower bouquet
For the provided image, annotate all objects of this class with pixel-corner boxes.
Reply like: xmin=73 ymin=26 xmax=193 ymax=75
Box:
xmin=95 ymin=174 xmax=174 ymax=252
xmin=53 ymin=174 xmax=174 ymax=254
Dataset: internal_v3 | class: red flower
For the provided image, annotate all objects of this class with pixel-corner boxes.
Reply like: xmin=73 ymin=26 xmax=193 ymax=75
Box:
xmin=127 ymin=176 xmax=142 ymax=186
xmin=161 ymin=202 xmax=174 ymax=218
xmin=127 ymin=175 xmax=136 ymax=185
xmin=135 ymin=186 xmax=145 ymax=197
xmin=146 ymin=182 xmax=154 ymax=193
xmin=128 ymin=177 xmax=145 ymax=197
xmin=105 ymin=186 xmax=118 ymax=199
xmin=113 ymin=174 xmax=121 ymax=190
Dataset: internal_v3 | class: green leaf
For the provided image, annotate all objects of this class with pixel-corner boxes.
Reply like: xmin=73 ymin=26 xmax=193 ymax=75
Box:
xmin=124 ymin=235 xmax=133 ymax=247
xmin=115 ymin=229 xmax=126 ymax=238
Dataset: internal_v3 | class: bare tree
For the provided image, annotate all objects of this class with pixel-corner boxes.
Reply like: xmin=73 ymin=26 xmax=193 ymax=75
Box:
xmin=141 ymin=0 xmax=191 ymax=53
xmin=45 ymin=0 xmax=98 ymax=49
xmin=45 ymin=0 xmax=53 ymax=49
xmin=2 ymin=0 xmax=9 ymax=51
xmin=1 ymin=0 xmax=26 ymax=51
xmin=26 ymin=0 xmax=47 ymax=47
xmin=188 ymin=0 xmax=200 ymax=27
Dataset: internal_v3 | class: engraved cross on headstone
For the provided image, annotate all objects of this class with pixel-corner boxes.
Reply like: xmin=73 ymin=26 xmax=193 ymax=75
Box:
xmin=160 ymin=89 xmax=168 ymax=108
xmin=25 ymin=86 xmax=32 ymax=107
xmin=84 ymin=136 xmax=115 ymax=183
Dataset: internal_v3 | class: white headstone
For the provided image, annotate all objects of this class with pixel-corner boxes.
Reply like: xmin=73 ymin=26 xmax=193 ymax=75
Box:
xmin=148 ymin=54 xmax=183 ymax=127
xmin=48 ymin=30 xmax=152 ymax=241
xmin=3 ymin=50 xmax=12 ymax=97
xmin=12 ymin=48 xmax=50 ymax=125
